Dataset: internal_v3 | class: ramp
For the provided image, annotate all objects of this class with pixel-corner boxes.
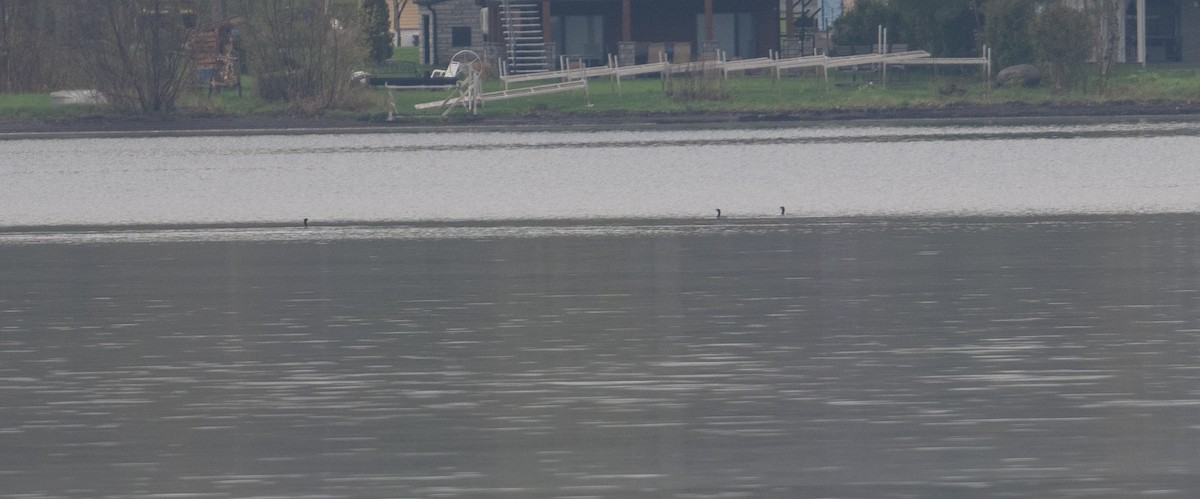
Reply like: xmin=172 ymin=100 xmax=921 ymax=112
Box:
xmin=415 ymin=79 xmax=589 ymax=111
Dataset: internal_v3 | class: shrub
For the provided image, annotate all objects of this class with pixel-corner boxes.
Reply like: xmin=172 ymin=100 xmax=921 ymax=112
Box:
xmin=1031 ymin=5 xmax=1094 ymax=91
xmin=979 ymin=0 xmax=1035 ymax=71
xmin=242 ymin=0 xmax=367 ymax=110
xmin=362 ymin=0 xmax=393 ymax=65
xmin=72 ymin=0 xmax=193 ymax=113
xmin=666 ymin=62 xmax=729 ymax=103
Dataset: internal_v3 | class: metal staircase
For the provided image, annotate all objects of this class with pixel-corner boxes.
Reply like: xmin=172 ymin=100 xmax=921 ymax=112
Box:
xmin=499 ymin=0 xmax=549 ymax=74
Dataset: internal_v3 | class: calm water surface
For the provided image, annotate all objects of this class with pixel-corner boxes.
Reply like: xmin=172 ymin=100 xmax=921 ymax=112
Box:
xmin=3 ymin=120 xmax=1200 ymax=225
xmin=2 ymin=121 xmax=1200 ymax=497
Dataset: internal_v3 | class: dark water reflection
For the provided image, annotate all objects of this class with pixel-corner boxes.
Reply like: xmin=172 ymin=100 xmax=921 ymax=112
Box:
xmin=3 ymin=216 xmax=1200 ymax=497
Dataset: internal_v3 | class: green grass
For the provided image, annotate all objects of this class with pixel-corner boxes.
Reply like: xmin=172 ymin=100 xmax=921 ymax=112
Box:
xmin=356 ymin=46 xmax=438 ymax=78
xmin=1102 ymin=66 xmax=1200 ymax=100
xmin=0 ymin=77 xmax=286 ymax=119
xmin=5 ymin=64 xmax=1200 ymax=122
xmin=173 ymin=75 xmax=293 ymax=116
xmin=387 ymin=67 xmax=1016 ymax=118
xmin=392 ymin=46 xmax=419 ymax=62
xmin=0 ymin=92 xmax=100 ymax=119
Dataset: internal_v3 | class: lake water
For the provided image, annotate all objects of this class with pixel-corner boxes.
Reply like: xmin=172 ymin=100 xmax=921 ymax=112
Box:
xmin=4 ymin=119 xmax=1200 ymax=226
xmin=3 ymin=120 xmax=1200 ymax=497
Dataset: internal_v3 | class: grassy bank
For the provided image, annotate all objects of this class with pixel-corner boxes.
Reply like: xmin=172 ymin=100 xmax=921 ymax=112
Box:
xmin=382 ymin=64 xmax=1200 ymax=122
xmin=4 ymin=63 xmax=1200 ymax=125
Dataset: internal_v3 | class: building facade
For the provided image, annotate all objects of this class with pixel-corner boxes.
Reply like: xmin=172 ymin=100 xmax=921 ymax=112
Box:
xmin=1059 ymin=0 xmax=1200 ymax=64
xmin=390 ymin=0 xmax=423 ymax=47
xmin=1118 ymin=0 xmax=1200 ymax=63
xmin=840 ymin=0 xmax=1199 ymax=65
xmin=417 ymin=0 xmax=780 ymax=72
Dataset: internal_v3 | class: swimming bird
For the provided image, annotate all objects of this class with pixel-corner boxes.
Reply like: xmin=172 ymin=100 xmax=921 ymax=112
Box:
xmin=303 ymin=218 xmax=308 ymax=228
xmin=780 ymin=206 xmax=786 ymax=216
xmin=716 ymin=209 xmax=721 ymax=219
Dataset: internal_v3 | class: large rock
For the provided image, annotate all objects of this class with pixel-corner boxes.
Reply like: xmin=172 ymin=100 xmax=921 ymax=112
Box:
xmin=995 ymin=64 xmax=1041 ymax=88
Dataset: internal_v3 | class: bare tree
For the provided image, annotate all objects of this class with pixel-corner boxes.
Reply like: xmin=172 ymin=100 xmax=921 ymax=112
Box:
xmin=71 ymin=0 xmax=193 ymax=112
xmin=363 ymin=0 xmax=392 ymax=64
xmin=784 ymin=0 xmax=821 ymax=55
xmin=239 ymin=0 xmax=364 ymax=111
xmin=1031 ymin=4 xmax=1093 ymax=91
xmin=979 ymin=0 xmax=1035 ymax=71
xmin=1086 ymin=0 xmax=1121 ymax=92
xmin=786 ymin=0 xmax=821 ymax=35
xmin=392 ymin=0 xmax=410 ymax=37
xmin=0 ymin=0 xmax=82 ymax=92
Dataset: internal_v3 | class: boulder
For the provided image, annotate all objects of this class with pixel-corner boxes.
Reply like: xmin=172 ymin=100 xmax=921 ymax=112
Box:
xmin=995 ymin=64 xmax=1041 ymax=88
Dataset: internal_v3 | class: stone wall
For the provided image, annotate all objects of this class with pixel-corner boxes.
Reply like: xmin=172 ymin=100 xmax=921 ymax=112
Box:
xmin=421 ymin=0 xmax=486 ymax=67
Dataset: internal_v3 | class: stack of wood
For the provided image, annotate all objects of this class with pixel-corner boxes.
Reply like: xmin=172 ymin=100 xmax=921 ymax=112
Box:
xmin=187 ymin=17 xmax=243 ymax=96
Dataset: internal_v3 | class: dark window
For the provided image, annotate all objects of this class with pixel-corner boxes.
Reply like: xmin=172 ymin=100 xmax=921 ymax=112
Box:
xmin=452 ymin=26 xmax=472 ymax=47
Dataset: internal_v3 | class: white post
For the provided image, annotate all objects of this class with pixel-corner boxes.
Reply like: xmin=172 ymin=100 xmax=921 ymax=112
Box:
xmin=613 ymin=54 xmax=622 ymax=97
xmin=882 ymin=27 xmax=888 ymax=89
xmin=584 ymin=77 xmax=591 ymax=107
xmin=501 ymin=59 xmax=509 ymax=90
xmin=988 ymin=46 xmax=993 ymax=89
xmin=984 ymin=45 xmax=992 ymax=92
xmin=385 ymin=85 xmax=397 ymax=121
xmin=661 ymin=56 xmax=668 ymax=92
xmin=776 ymin=53 xmax=782 ymax=83
xmin=1137 ymin=0 xmax=1146 ymax=66
xmin=609 ymin=54 xmax=619 ymax=95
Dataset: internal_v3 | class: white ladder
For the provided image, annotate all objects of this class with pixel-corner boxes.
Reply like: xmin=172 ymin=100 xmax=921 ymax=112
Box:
xmin=499 ymin=0 xmax=549 ymax=74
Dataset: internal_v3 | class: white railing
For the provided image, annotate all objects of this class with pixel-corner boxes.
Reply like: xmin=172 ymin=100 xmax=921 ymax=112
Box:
xmin=414 ymin=45 xmax=992 ymax=114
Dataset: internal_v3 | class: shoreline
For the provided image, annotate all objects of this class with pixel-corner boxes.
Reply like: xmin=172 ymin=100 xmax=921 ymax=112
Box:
xmin=5 ymin=212 xmax=1200 ymax=235
xmin=4 ymin=100 xmax=1200 ymax=138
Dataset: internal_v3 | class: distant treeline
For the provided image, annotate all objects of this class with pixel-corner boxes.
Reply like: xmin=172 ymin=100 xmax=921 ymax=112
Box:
xmin=0 ymin=0 xmax=381 ymax=112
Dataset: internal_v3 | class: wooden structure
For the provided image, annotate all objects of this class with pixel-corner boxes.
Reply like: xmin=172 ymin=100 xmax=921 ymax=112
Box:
xmin=410 ymin=46 xmax=990 ymax=116
xmin=188 ymin=17 xmax=243 ymax=96
xmin=495 ymin=48 xmax=990 ymax=92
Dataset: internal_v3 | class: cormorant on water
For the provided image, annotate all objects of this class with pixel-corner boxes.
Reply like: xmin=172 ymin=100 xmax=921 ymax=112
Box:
xmin=715 ymin=209 xmax=721 ymax=219
xmin=303 ymin=218 xmax=308 ymax=228
xmin=780 ymin=206 xmax=786 ymax=216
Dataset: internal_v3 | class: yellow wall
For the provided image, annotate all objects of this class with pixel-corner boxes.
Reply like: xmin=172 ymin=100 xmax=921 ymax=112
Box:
xmin=389 ymin=0 xmax=420 ymax=31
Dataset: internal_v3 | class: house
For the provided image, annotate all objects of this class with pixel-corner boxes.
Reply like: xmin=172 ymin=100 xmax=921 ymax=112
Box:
xmin=1056 ymin=0 xmax=1199 ymax=64
xmin=839 ymin=0 xmax=1199 ymax=65
xmin=389 ymin=0 xmax=422 ymax=47
xmin=416 ymin=0 xmax=781 ymax=73
xmin=188 ymin=16 xmax=244 ymax=96
xmin=1106 ymin=0 xmax=1200 ymax=64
